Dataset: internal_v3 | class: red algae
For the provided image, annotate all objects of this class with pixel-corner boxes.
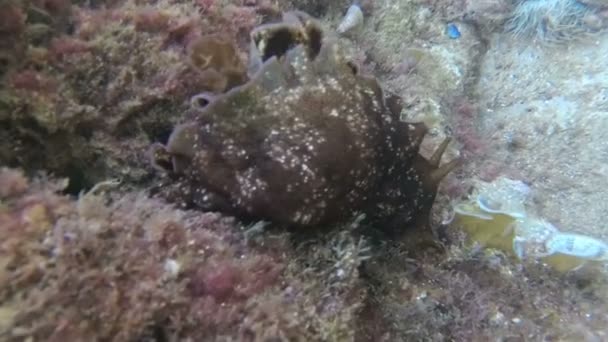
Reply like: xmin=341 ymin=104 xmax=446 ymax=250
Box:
xmin=3 ymin=1 xmax=608 ymax=341
xmin=0 ymin=168 xmax=28 ymax=198
xmin=196 ymin=264 xmax=241 ymax=300
xmin=32 ymin=0 xmax=72 ymax=17
xmin=49 ymin=37 xmax=91 ymax=56
xmin=9 ymin=70 xmax=58 ymax=93
xmin=1 ymin=0 xmax=274 ymax=188
xmin=133 ymin=8 xmax=171 ymax=33
xmin=0 ymin=169 xmax=365 ymax=340
xmin=0 ymin=3 xmax=25 ymax=34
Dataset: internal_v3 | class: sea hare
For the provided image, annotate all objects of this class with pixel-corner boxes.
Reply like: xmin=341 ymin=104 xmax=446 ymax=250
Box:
xmin=152 ymin=11 xmax=458 ymax=230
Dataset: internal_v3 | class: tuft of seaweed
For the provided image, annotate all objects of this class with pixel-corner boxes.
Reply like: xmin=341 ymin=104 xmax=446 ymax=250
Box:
xmin=506 ymin=0 xmax=607 ymax=44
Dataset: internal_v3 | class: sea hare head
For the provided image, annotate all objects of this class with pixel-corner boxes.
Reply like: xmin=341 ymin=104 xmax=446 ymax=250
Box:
xmin=250 ymin=11 xmax=323 ymax=65
xmin=153 ymin=11 xmax=458 ymax=230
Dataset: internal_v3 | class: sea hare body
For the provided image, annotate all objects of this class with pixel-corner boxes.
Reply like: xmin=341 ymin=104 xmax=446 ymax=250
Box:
xmin=152 ymin=11 xmax=458 ymax=229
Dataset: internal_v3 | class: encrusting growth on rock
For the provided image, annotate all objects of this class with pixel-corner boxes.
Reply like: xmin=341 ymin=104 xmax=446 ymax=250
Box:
xmin=188 ymin=34 xmax=249 ymax=93
xmin=152 ymin=10 xmax=459 ymax=231
xmin=0 ymin=168 xmax=366 ymax=341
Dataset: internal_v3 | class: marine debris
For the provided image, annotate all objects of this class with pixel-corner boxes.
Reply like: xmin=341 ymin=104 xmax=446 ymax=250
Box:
xmin=337 ymin=4 xmax=364 ymax=35
xmin=446 ymin=23 xmax=461 ymax=39
xmin=452 ymin=176 xmax=608 ymax=272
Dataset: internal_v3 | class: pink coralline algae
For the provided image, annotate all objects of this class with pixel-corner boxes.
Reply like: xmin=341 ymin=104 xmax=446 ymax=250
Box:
xmin=0 ymin=168 xmax=300 ymax=341
xmin=152 ymin=11 xmax=459 ymax=230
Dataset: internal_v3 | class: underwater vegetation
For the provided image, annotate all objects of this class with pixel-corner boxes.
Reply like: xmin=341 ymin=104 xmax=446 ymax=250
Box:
xmin=361 ymin=234 xmax=608 ymax=340
xmin=506 ymin=0 xmax=607 ymax=43
xmin=0 ymin=168 xmax=367 ymax=340
xmin=2 ymin=0 xmax=608 ymax=340
xmin=0 ymin=0 xmax=285 ymax=193
xmin=152 ymin=10 xmax=459 ymax=230
xmin=2 ymin=165 xmax=607 ymax=342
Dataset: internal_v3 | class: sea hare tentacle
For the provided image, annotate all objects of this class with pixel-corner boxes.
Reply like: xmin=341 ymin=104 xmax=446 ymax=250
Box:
xmin=152 ymin=11 xmax=459 ymax=230
xmin=429 ymin=137 xmax=451 ymax=167
xmin=431 ymin=158 xmax=460 ymax=184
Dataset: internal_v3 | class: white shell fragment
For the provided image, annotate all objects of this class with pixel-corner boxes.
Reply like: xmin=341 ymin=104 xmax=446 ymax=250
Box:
xmin=337 ymin=4 xmax=364 ymax=34
xmin=544 ymin=233 xmax=608 ymax=260
xmin=163 ymin=258 xmax=181 ymax=279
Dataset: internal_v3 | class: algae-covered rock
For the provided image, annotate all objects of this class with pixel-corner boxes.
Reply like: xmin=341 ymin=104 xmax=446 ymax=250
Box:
xmin=0 ymin=168 xmax=365 ymax=341
xmin=0 ymin=0 xmax=283 ymax=192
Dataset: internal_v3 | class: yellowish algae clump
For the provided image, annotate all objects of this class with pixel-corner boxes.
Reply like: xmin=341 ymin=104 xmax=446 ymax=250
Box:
xmin=452 ymin=177 xmax=608 ymax=273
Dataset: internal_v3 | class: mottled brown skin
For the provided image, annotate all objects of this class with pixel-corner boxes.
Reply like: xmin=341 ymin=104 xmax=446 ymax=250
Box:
xmin=152 ymin=11 xmax=458 ymax=230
